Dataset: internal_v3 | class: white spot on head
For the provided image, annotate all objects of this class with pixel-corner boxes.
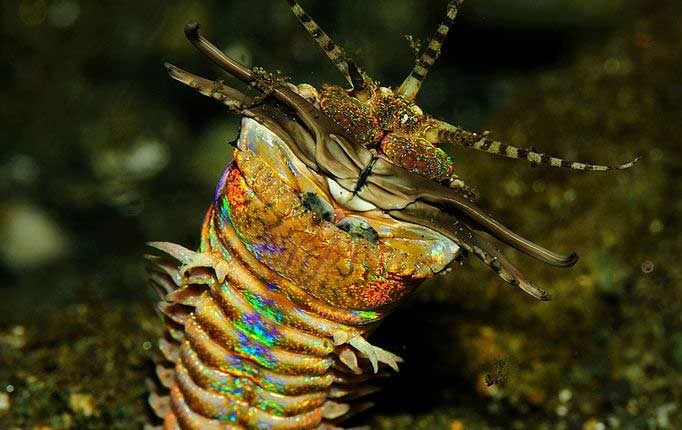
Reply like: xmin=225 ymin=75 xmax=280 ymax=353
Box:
xmin=327 ymin=178 xmax=377 ymax=212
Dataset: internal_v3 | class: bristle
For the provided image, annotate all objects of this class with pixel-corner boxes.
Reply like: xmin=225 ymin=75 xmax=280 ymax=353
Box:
xmin=156 ymin=365 xmax=176 ymax=389
xmin=327 ymin=384 xmax=382 ymax=400
xmin=322 ymin=401 xmax=351 ymax=420
xmin=148 ymin=392 xmax=172 ymax=419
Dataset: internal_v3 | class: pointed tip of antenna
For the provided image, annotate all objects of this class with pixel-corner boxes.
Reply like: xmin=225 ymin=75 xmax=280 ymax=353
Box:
xmin=619 ymin=156 xmax=641 ymax=169
xmin=163 ymin=62 xmax=181 ymax=79
xmin=561 ymin=252 xmax=579 ymax=268
xmin=184 ymin=21 xmax=201 ymax=40
xmin=538 ymin=290 xmax=553 ymax=301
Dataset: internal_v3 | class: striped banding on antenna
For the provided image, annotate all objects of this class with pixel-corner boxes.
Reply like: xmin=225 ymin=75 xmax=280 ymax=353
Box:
xmin=435 ymin=128 xmax=640 ymax=171
xmin=397 ymin=0 xmax=463 ymax=101
xmin=287 ymin=0 xmax=352 ymax=84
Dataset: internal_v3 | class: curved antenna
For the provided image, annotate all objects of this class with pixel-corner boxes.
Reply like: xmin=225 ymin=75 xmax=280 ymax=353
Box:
xmin=421 ymin=191 xmax=580 ymax=268
xmin=184 ymin=22 xmax=255 ymax=83
xmin=361 ymin=159 xmax=579 ymax=267
xmin=164 ymin=62 xmax=251 ymax=111
xmin=182 ymin=23 xmax=346 ymax=140
xmin=286 ymin=0 xmax=365 ymax=88
xmin=429 ymin=124 xmax=640 ymax=171
xmin=390 ymin=202 xmax=553 ymax=300
xmin=397 ymin=0 xmax=464 ymax=101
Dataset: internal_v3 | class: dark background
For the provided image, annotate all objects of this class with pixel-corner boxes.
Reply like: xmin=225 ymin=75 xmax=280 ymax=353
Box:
xmin=1 ymin=0 xmax=681 ymax=429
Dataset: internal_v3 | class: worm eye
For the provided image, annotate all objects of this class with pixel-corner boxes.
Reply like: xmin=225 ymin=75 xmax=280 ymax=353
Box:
xmin=336 ymin=216 xmax=379 ymax=244
xmin=299 ymin=192 xmax=334 ymax=222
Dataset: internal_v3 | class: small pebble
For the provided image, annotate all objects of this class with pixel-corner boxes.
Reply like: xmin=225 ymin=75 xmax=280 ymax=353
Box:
xmin=559 ymin=388 xmax=573 ymax=403
xmin=583 ymin=419 xmax=606 ymax=430
xmin=0 ymin=392 xmax=10 ymax=413
xmin=641 ymin=260 xmax=654 ymax=273
xmin=69 ymin=393 xmax=96 ymax=417
xmin=0 ymin=202 xmax=70 ymax=270
xmin=450 ymin=420 xmax=464 ymax=430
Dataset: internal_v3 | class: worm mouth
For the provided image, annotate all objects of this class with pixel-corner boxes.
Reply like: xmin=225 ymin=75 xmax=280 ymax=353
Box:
xmin=326 ymin=178 xmax=378 ymax=212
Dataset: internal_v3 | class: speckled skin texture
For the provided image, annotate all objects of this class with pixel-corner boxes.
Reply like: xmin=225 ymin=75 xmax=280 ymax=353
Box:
xmin=319 ymin=85 xmax=455 ymax=183
xmin=226 ymin=150 xmax=446 ymax=311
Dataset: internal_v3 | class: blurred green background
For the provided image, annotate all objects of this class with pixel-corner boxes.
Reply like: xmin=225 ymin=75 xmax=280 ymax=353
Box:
xmin=1 ymin=0 xmax=681 ymax=429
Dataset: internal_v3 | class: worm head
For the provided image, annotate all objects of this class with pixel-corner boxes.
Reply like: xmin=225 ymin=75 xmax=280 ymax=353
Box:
xmin=165 ymin=2 xmax=637 ymax=303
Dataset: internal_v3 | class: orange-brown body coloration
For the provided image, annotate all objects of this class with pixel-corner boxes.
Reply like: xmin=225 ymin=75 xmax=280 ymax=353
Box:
xmin=146 ymin=116 xmax=457 ymax=429
xmin=147 ymin=1 xmax=637 ymax=428
xmin=226 ymin=149 xmax=438 ymax=311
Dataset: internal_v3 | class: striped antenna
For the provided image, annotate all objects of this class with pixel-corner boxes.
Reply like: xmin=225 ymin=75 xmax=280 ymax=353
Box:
xmin=397 ymin=0 xmax=464 ymax=101
xmin=287 ymin=0 xmax=360 ymax=87
xmin=432 ymin=126 xmax=640 ymax=170
xmin=346 ymin=59 xmax=368 ymax=94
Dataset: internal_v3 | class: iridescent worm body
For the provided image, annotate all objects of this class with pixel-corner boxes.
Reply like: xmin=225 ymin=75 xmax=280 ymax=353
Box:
xmin=146 ymin=2 xmax=637 ymax=429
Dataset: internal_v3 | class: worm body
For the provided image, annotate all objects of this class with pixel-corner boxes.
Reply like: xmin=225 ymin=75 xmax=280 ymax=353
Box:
xmin=147 ymin=118 xmax=456 ymax=429
xmin=146 ymin=2 xmax=636 ymax=428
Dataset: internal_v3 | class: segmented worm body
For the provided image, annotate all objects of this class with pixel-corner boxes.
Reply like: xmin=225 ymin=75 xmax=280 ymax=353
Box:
xmin=146 ymin=2 xmax=636 ymax=429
